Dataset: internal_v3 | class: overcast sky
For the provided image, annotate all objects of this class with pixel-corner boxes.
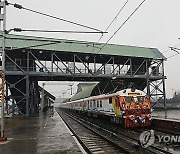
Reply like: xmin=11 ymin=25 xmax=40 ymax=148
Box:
xmin=6 ymin=0 xmax=180 ymax=98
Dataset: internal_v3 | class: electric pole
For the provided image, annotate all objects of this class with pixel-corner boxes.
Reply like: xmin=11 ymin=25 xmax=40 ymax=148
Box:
xmin=0 ymin=0 xmax=7 ymax=141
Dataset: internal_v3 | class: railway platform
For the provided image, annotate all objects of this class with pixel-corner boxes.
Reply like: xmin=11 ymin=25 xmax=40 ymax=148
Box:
xmin=0 ymin=109 xmax=83 ymax=154
xmin=152 ymin=109 xmax=180 ymax=132
xmin=152 ymin=109 xmax=180 ymax=120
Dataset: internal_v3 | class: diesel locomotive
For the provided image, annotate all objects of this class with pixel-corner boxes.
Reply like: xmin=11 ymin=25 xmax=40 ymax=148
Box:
xmin=61 ymin=88 xmax=152 ymax=128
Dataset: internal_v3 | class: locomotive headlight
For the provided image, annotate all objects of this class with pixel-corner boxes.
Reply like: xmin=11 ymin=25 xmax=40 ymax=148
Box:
xmin=150 ymin=108 xmax=154 ymax=112
xmin=142 ymin=119 xmax=146 ymax=123
xmin=139 ymin=117 xmax=145 ymax=123
xmin=133 ymin=119 xmax=137 ymax=124
xmin=148 ymin=115 xmax=152 ymax=121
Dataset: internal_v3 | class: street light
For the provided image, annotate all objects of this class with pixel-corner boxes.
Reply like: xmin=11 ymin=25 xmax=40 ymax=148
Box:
xmin=41 ymin=83 xmax=45 ymax=110
xmin=68 ymin=83 xmax=74 ymax=95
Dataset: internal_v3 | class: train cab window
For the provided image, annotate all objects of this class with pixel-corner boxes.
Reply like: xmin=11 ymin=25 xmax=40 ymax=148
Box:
xmin=109 ymin=97 xmax=112 ymax=104
xmin=137 ymin=96 xmax=145 ymax=103
xmin=97 ymin=101 xmax=99 ymax=107
xmin=100 ymin=100 xmax=102 ymax=107
xmin=125 ymin=97 xmax=134 ymax=103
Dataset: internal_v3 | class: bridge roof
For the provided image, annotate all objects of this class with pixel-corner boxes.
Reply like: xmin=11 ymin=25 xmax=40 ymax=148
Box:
xmin=38 ymin=86 xmax=56 ymax=101
xmin=5 ymin=34 xmax=166 ymax=59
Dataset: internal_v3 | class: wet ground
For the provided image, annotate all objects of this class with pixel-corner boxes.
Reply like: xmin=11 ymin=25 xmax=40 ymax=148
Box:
xmin=0 ymin=110 xmax=83 ymax=154
xmin=1 ymin=108 xmax=180 ymax=154
xmin=152 ymin=109 xmax=180 ymax=120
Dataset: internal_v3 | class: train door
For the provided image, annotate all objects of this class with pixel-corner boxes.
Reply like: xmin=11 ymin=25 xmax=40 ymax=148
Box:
xmin=88 ymin=101 xmax=89 ymax=110
xmin=112 ymin=96 xmax=120 ymax=115
xmin=93 ymin=100 xmax=96 ymax=110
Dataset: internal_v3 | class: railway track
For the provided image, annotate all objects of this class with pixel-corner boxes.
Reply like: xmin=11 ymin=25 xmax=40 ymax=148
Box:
xmin=57 ymin=109 xmax=132 ymax=154
xmin=133 ymin=128 xmax=180 ymax=153
xmin=57 ymin=108 xmax=177 ymax=154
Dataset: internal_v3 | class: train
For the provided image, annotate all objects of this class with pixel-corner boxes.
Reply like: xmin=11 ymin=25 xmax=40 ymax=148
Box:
xmin=60 ymin=88 xmax=152 ymax=128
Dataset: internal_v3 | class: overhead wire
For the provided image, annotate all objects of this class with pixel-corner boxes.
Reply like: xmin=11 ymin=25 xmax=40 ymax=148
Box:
xmin=90 ymin=0 xmax=129 ymax=53
xmin=96 ymin=0 xmax=146 ymax=54
xmin=166 ymin=46 xmax=180 ymax=59
xmin=6 ymin=42 xmax=61 ymax=51
xmin=104 ymin=0 xmax=129 ymax=33
xmin=4 ymin=35 xmax=102 ymax=50
xmin=7 ymin=1 xmax=104 ymax=33
xmin=161 ymin=40 xmax=180 ymax=59
xmin=87 ymin=0 xmax=129 ymax=82
xmin=169 ymin=47 xmax=180 ymax=54
xmin=166 ymin=53 xmax=180 ymax=59
xmin=162 ymin=43 xmax=180 ymax=54
xmin=4 ymin=34 xmax=103 ymax=52
xmin=6 ymin=0 xmax=146 ymax=56
xmin=5 ymin=28 xmax=107 ymax=34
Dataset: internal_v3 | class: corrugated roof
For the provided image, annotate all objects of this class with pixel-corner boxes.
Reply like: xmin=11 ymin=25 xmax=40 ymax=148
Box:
xmin=38 ymin=86 xmax=56 ymax=100
xmin=77 ymin=82 xmax=98 ymax=93
xmin=70 ymin=83 xmax=98 ymax=101
xmin=4 ymin=34 xmax=166 ymax=59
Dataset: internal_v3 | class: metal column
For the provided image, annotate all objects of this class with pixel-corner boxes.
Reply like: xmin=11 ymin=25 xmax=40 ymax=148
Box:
xmin=162 ymin=60 xmax=167 ymax=109
xmin=146 ymin=60 xmax=150 ymax=97
xmin=26 ymin=51 xmax=30 ymax=116
xmin=26 ymin=75 xmax=29 ymax=116
xmin=0 ymin=0 xmax=6 ymax=139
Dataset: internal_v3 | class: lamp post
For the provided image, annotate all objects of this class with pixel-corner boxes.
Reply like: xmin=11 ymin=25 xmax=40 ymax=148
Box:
xmin=68 ymin=83 xmax=74 ymax=95
xmin=41 ymin=83 xmax=45 ymax=110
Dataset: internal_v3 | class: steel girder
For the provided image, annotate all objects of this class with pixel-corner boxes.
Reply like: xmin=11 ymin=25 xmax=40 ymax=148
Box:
xmin=4 ymin=48 xmax=166 ymax=115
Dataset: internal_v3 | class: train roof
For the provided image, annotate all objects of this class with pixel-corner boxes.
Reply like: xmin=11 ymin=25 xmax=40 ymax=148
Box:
xmin=116 ymin=89 xmax=146 ymax=96
xmin=64 ymin=88 xmax=147 ymax=104
xmin=70 ymin=83 xmax=98 ymax=101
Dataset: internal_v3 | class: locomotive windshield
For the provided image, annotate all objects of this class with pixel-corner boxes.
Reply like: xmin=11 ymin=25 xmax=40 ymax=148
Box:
xmin=125 ymin=96 xmax=134 ymax=103
xmin=137 ymin=96 xmax=145 ymax=103
xmin=124 ymin=96 xmax=145 ymax=103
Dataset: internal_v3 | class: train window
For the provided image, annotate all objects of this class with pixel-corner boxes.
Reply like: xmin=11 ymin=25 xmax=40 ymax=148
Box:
xmin=97 ymin=101 xmax=99 ymax=107
xmin=100 ymin=100 xmax=102 ymax=107
xmin=137 ymin=96 xmax=145 ymax=103
xmin=93 ymin=100 xmax=96 ymax=107
xmin=109 ymin=97 xmax=112 ymax=104
xmin=125 ymin=97 xmax=134 ymax=103
xmin=90 ymin=101 xmax=92 ymax=107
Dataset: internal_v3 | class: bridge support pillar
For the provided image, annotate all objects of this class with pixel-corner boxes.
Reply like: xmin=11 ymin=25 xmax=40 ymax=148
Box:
xmin=26 ymin=75 xmax=30 ymax=116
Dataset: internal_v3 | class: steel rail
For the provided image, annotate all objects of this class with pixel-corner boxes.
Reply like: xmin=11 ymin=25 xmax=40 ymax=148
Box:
xmin=60 ymin=108 xmax=174 ymax=154
xmin=57 ymin=109 xmax=131 ymax=154
xmin=57 ymin=111 xmax=92 ymax=154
